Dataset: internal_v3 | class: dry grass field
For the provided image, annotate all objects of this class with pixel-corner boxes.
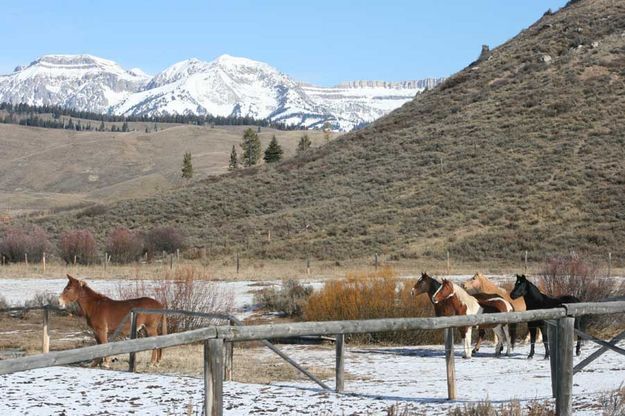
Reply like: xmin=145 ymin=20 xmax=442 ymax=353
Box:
xmin=0 ymin=122 xmax=334 ymax=216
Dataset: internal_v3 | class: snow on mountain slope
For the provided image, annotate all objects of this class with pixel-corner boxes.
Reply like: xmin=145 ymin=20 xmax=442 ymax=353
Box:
xmin=0 ymin=54 xmax=150 ymax=113
xmin=0 ymin=54 xmax=445 ymax=131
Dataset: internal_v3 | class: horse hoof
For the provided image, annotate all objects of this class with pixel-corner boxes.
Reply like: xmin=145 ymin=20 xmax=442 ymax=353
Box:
xmin=472 ymin=349 xmax=478 ymax=354
xmin=527 ymin=355 xmax=534 ymax=360
xmin=576 ymin=350 xmax=581 ymax=357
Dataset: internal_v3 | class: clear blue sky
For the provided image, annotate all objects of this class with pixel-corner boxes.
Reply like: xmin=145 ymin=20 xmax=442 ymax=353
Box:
xmin=1 ymin=1 xmax=568 ymax=86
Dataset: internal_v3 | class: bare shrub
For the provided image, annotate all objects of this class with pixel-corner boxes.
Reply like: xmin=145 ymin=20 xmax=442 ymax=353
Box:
xmin=145 ymin=226 xmax=186 ymax=257
xmin=117 ymin=266 xmax=234 ymax=333
xmin=58 ymin=229 xmax=98 ymax=265
xmin=106 ymin=227 xmax=144 ymax=264
xmin=539 ymin=254 xmax=624 ymax=301
xmin=76 ymin=204 xmax=108 ymax=218
xmin=303 ymin=267 xmax=440 ymax=344
xmin=600 ymin=384 xmax=625 ymax=416
xmin=0 ymin=294 xmax=8 ymax=309
xmin=254 ymin=279 xmax=313 ymax=317
xmin=446 ymin=399 xmax=554 ymax=416
xmin=0 ymin=225 xmax=50 ymax=263
xmin=539 ymin=254 xmax=625 ymax=335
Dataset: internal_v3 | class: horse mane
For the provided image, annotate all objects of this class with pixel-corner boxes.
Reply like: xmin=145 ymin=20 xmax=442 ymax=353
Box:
xmin=80 ymin=282 xmax=110 ymax=301
xmin=452 ymin=282 xmax=480 ymax=310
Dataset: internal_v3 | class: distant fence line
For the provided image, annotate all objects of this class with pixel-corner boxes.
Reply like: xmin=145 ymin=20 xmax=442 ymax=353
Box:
xmin=1 ymin=301 xmax=625 ymax=416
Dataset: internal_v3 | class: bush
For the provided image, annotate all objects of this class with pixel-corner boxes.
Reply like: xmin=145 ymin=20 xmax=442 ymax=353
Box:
xmin=0 ymin=225 xmax=50 ymax=263
xmin=117 ymin=266 xmax=234 ymax=333
xmin=539 ymin=254 xmax=622 ymax=301
xmin=0 ymin=294 xmax=8 ymax=309
xmin=446 ymin=400 xmax=554 ymax=416
xmin=601 ymin=385 xmax=625 ymax=416
xmin=302 ymin=267 xmax=440 ymax=344
xmin=145 ymin=226 xmax=185 ymax=258
xmin=106 ymin=227 xmax=144 ymax=264
xmin=254 ymin=279 xmax=313 ymax=317
xmin=58 ymin=229 xmax=98 ymax=265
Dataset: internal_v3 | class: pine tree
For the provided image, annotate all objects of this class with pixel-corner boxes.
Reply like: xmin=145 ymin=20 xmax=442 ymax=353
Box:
xmin=240 ymin=127 xmax=261 ymax=167
xmin=122 ymin=121 xmax=129 ymax=132
xmin=263 ymin=136 xmax=283 ymax=163
xmin=99 ymin=120 xmax=105 ymax=131
xmin=297 ymin=134 xmax=312 ymax=155
xmin=228 ymin=145 xmax=239 ymax=171
xmin=182 ymin=152 xmax=193 ymax=179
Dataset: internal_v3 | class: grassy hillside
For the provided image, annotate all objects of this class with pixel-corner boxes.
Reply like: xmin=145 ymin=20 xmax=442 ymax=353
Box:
xmin=23 ymin=0 xmax=625 ymax=264
xmin=0 ymin=123 xmax=331 ymax=215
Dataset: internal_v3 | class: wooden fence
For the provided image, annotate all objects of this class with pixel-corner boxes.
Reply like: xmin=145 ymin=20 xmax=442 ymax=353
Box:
xmin=1 ymin=301 xmax=624 ymax=416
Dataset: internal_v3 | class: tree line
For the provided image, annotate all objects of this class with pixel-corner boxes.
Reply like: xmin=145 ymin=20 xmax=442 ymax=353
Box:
xmin=0 ymin=102 xmax=305 ymax=132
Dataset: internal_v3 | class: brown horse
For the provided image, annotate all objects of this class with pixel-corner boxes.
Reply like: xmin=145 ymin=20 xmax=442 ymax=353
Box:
xmin=462 ymin=272 xmax=539 ymax=346
xmin=412 ymin=272 xmax=490 ymax=357
xmin=58 ymin=274 xmax=167 ymax=367
xmin=433 ymin=279 xmax=513 ymax=357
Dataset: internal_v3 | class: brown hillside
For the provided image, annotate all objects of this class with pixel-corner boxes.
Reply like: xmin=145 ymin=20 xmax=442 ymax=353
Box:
xmin=27 ymin=0 xmax=625 ymax=263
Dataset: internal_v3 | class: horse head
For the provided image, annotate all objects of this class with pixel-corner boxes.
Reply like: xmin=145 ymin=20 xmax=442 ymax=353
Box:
xmin=411 ymin=272 xmax=429 ymax=296
xmin=509 ymin=274 xmax=528 ymax=299
xmin=59 ymin=274 xmax=86 ymax=308
xmin=462 ymin=272 xmax=485 ymax=293
xmin=432 ymin=278 xmax=454 ymax=304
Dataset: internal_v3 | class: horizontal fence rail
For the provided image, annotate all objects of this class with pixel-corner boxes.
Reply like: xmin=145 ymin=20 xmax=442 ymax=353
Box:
xmin=2 ymin=301 xmax=623 ymax=376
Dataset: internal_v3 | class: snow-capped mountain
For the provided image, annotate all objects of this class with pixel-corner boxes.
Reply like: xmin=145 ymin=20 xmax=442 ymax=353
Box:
xmin=0 ymin=55 xmax=150 ymax=113
xmin=0 ymin=54 xmax=444 ymax=131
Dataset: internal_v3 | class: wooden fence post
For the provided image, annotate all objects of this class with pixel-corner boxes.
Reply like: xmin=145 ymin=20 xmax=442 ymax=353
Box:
xmin=224 ymin=320 xmax=234 ymax=381
xmin=555 ymin=317 xmax=574 ymax=416
xmin=42 ymin=306 xmax=50 ymax=354
xmin=524 ymin=251 xmax=528 ymax=274
xmin=306 ymin=257 xmax=311 ymax=276
xmin=176 ymin=249 xmax=180 ymax=261
xmin=446 ymin=251 xmax=450 ymax=276
xmin=445 ymin=328 xmax=456 ymax=400
xmin=608 ymin=252 xmax=612 ymax=278
xmin=25 ymin=253 xmax=28 ymax=265
xmin=128 ymin=311 xmax=137 ymax=372
xmin=335 ymin=333 xmax=345 ymax=393
xmin=204 ymin=338 xmax=224 ymax=416
xmin=374 ymin=253 xmax=378 ymax=270
xmin=42 ymin=252 xmax=46 ymax=273
xmin=236 ymin=252 xmax=240 ymax=274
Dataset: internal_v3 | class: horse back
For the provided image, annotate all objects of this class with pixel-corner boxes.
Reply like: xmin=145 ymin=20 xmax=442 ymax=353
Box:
xmin=472 ymin=293 xmax=512 ymax=313
xmin=101 ymin=297 xmax=163 ymax=332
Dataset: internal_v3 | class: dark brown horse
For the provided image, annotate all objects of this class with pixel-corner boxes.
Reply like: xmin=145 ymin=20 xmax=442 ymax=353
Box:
xmin=58 ymin=274 xmax=167 ymax=367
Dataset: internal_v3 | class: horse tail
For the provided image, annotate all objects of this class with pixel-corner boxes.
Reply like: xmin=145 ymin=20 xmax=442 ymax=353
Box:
xmin=509 ymin=322 xmax=517 ymax=350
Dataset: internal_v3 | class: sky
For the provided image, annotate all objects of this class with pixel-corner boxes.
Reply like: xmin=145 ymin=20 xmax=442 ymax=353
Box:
xmin=0 ymin=1 xmax=569 ymax=86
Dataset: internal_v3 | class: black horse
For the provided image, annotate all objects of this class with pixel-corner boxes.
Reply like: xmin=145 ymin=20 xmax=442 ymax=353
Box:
xmin=510 ymin=274 xmax=582 ymax=359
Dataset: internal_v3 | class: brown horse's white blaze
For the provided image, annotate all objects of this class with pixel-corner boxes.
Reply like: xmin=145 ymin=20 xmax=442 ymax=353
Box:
xmin=59 ymin=274 xmax=167 ymax=367
xmin=433 ymin=279 xmax=513 ymax=358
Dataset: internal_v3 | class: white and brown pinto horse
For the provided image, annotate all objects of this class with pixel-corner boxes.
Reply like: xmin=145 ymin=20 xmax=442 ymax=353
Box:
xmin=59 ymin=274 xmax=167 ymax=367
xmin=433 ymin=279 xmax=513 ymax=358
xmin=462 ymin=272 xmax=540 ymax=346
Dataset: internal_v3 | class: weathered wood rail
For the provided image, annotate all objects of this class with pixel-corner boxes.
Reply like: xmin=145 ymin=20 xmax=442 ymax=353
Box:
xmin=0 ymin=305 xmax=64 ymax=354
xmin=0 ymin=301 xmax=624 ymax=416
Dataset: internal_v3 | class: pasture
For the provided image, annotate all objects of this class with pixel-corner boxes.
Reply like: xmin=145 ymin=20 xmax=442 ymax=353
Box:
xmin=1 ymin=271 xmax=624 ymax=415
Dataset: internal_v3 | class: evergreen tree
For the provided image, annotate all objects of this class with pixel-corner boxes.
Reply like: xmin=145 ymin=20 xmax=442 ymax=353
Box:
xmin=240 ymin=127 xmax=261 ymax=167
xmin=145 ymin=127 xmax=149 ymax=133
xmin=297 ymin=134 xmax=312 ymax=155
xmin=99 ymin=120 xmax=105 ymax=131
xmin=263 ymin=135 xmax=283 ymax=163
xmin=181 ymin=152 xmax=193 ymax=179
xmin=228 ymin=145 xmax=239 ymax=171
xmin=122 ymin=121 xmax=129 ymax=132
xmin=66 ymin=118 xmax=74 ymax=130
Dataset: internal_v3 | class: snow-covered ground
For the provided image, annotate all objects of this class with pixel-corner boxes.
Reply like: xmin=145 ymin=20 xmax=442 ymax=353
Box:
xmin=0 ymin=341 xmax=623 ymax=415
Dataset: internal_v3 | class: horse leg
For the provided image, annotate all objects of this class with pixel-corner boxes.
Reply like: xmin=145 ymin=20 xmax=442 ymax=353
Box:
xmin=528 ymin=326 xmax=536 ymax=359
xmin=463 ymin=327 xmax=472 ymax=359
xmin=145 ymin=323 xmax=160 ymax=366
xmin=493 ymin=325 xmax=504 ymax=358
xmin=575 ymin=317 xmax=582 ymax=356
xmin=542 ymin=322 xmax=550 ymax=360
xmin=501 ymin=324 xmax=511 ymax=356
xmin=91 ymin=330 xmax=109 ymax=368
xmin=473 ymin=328 xmax=486 ymax=354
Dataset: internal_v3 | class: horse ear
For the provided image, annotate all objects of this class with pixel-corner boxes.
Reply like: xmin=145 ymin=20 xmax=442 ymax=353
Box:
xmin=79 ymin=280 xmax=86 ymax=287
xmin=67 ymin=274 xmax=76 ymax=281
